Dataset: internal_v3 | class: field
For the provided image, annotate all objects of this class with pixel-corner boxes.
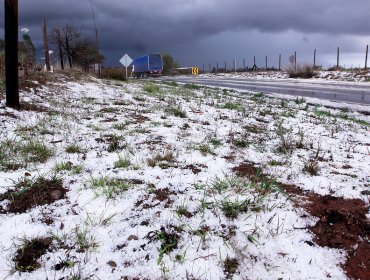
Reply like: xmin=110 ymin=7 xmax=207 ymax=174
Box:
xmin=0 ymin=72 xmax=369 ymax=279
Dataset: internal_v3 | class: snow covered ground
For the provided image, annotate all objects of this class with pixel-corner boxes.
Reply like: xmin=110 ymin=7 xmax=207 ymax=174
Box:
xmin=0 ymin=73 xmax=369 ymax=279
xmin=200 ymin=69 xmax=370 ymax=82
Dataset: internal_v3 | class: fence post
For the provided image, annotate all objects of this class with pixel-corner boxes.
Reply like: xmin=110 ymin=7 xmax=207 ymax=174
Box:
xmin=337 ymin=47 xmax=339 ymax=68
xmin=265 ymin=56 xmax=267 ymax=70
xmin=313 ymin=49 xmax=316 ymax=68
xmin=42 ymin=18 xmax=50 ymax=71
xmin=294 ymin=51 xmax=297 ymax=72
xmin=279 ymin=54 xmax=281 ymax=71
xmin=365 ymin=45 xmax=368 ymax=70
xmin=337 ymin=47 xmax=340 ymax=68
xmin=5 ymin=0 xmax=19 ymax=107
xmin=56 ymin=28 xmax=64 ymax=70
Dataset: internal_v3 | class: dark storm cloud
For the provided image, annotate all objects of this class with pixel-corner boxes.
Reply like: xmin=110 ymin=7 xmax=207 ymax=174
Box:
xmin=1 ymin=0 xmax=369 ymax=66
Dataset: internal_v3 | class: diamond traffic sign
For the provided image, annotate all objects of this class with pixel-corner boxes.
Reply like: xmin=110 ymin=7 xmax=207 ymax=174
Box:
xmin=119 ymin=54 xmax=133 ymax=67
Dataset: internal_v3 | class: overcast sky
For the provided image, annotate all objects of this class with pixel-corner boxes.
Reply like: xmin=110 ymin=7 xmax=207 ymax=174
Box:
xmin=1 ymin=0 xmax=369 ymax=69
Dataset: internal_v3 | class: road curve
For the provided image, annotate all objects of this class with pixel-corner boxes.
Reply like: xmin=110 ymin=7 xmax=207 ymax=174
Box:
xmin=157 ymin=76 xmax=370 ymax=105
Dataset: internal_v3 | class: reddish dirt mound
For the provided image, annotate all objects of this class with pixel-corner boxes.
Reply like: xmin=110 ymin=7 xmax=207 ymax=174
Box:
xmin=280 ymin=184 xmax=370 ymax=280
xmin=231 ymin=162 xmax=259 ymax=179
xmin=0 ymin=177 xmax=67 ymax=214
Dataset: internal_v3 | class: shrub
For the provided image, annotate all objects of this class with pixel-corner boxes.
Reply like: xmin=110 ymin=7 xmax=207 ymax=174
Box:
xmin=100 ymin=67 xmax=126 ymax=81
xmin=288 ymin=64 xmax=317 ymax=79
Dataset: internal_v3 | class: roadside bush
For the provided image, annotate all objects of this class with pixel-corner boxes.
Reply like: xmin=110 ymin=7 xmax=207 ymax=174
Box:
xmin=101 ymin=67 xmax=127 ymax=81
xmin=288 ymin=64 xmax=317 ymax=79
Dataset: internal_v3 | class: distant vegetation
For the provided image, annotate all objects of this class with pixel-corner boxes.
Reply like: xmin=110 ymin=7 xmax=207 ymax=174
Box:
xmin=162 ymin=52 xmax=179 ymax=74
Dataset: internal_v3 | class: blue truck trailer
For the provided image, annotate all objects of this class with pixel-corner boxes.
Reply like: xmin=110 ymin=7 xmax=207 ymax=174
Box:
xmin=132 ymin=54 xmax=163 ymax=78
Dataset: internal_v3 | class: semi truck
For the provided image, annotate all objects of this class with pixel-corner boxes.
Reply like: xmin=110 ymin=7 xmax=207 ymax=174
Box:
xmin=132 ymin=54 xmax=163 ymax=78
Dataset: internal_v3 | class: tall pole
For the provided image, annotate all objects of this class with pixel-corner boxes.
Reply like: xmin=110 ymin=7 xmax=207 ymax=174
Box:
xmin=294 ymin=51 xmax=297 ymax=72
xmin=42 ymin=18 xmax=50 ymax=71
xmin=337 ymin=47 xmax=340 ymax=68
xmin=265 ymin=56 xmax=267 ymax=70
xmin=90 ymin=0 xmax=100 ymax=75
xmin=5 ymin=0 xmax=19 ymax=107
xmin=365 ymin=45 xmax=368 ymax=70
xmin=313 ymin=49 xmax=316 ymax=68
xmin=279 ymin=54 xmax=281 ymax=71
xmin=56 ymin=28 xmax=64 ymax=70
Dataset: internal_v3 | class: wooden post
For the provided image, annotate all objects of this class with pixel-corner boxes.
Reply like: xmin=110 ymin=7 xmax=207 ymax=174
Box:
xmin=265 ymin=56 xmax=267 ymax=70
xmin=65 ymin=36 xmax=72 ymax=68
xmin=294 ymin=51 xmax=297 ymax=72
xmin=313 ymin=49 xmax=316 ymax=68
xmin=279 ymin=54 xmax=281 ymax=71
xmin=365 ymin=45 xmax=368 ymax=70
xmin=337 ymin=47 xmax=340 ymax=68
xmin=56 ymin=28 xmax=64 ymax=70
xmin=5 ymin=0 xmax=19 ymax=107
xmin=42 ymin=18 xmax=50 ymax=71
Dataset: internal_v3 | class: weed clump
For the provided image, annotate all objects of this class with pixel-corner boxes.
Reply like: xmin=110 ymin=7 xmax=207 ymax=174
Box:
xmin=89 ymin=176 xmax=130 ymax=199
xmin=145 ymin=226 xmax=180 ymax=264
xmin=143 ymin=83 xmax=160 ymax=93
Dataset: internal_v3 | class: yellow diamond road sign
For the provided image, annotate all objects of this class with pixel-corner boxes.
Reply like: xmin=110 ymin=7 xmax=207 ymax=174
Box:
xmin=192 ymin=67 xmax=199 ymax=75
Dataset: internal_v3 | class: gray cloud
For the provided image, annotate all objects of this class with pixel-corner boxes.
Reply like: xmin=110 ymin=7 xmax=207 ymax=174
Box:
xmin=1 ymin=0 xmax=369 ymax=67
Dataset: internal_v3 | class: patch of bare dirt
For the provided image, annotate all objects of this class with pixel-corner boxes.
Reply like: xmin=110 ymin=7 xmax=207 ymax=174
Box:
xmin=0 ymin=177 xmax=67 ymax=214
xmin=182 ymin=164 xmax=207 ymax=174
xmin=0 ymin=112 xmax=18 ymax=119
xmin=280 ymin=184 xmax=370 ymax=280
xmin=13 ymin=237 xmax=52 ymax=272
xmin=231 ymin=162 xmax=258 ymax=179
xmin=131 ymin=114 xmax=150 ymax=124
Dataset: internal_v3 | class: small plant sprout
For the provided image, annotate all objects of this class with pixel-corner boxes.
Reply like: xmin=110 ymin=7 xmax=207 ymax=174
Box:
xmin=145 ymin=226 xmax=180 ymax=265
xmin=114 ymin=153 xmax=131 ymax=169
xmin=65 ymin=143 xmax=82 ymax=154
xmin=89 ymin=176 xmax=130 ymax=199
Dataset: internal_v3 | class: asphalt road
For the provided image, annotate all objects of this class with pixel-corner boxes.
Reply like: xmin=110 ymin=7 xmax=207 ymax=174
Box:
xmin=158 ymin=76 xmax=370 ymax=105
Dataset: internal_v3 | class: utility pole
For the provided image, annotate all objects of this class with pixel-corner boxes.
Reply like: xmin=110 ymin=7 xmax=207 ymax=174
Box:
xmin=42 ymin=18 xmax=50 ymax=71
xmin=366 ymin=45 xmax=369 ymax=70
xmin=5 ymin=0 xmax=19 ymax=107
xmin=313 ymin=49 xmax=316 ymax=68
xmin=56 ymin=28 xmax=64 ymax=70
xmin=337 ymin=47 xmax=340 ymax=68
